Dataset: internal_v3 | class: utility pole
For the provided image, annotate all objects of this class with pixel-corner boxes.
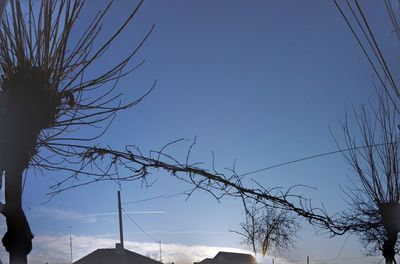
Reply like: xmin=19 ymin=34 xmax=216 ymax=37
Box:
xmin=118 ymin=190 xmax=124 ymax=248
xmin=159 ymin=241 xmax=161 ymax=262
xmin=69 ymin=236 xmax=73 ymax=263
xmin=68 ymin=226 xmax=73 ymax=264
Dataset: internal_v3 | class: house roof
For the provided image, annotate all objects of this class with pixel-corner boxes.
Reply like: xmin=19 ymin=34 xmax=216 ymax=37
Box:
xmin=214 ymin=251 xmax=256 ymax=264
xmin=194 ymin=251 xmax=257 ymax=264
xmin=73 ymin=247 xmax=162 ymax=264
xmin=194 ymin=258 xmax=213 ymax=264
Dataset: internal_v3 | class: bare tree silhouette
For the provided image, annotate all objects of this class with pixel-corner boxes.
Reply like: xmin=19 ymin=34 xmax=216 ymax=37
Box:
xmin=0 ymin=0 xmax=154 ymax=262
xmin=231 ymin=199 xmax=299 ymax=258
xmin=334 ymin=91 xmax=400 ymax=264
xmin=332 ymin=1 xmax=400 ymax=263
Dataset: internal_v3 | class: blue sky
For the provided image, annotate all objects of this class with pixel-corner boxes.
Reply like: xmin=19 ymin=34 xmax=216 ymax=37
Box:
xmin=0 ymin=1 xmax=397 ymax=263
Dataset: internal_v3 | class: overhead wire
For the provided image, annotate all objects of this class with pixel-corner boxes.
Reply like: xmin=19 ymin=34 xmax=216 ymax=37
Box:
xmin=353 ymin=0 xmax=399 ymax=97
xmin=238 ymin=142 xmax=391 ymax=177
xmin=122 ymin=208 xmax=158 ymax=243
xmin=333 ymin=0 xmax=400 ymax=114
xmin=384 ymin=0 xmax=400 ymax=42
xmin=122 ymin=190 xmax=189 ymax=205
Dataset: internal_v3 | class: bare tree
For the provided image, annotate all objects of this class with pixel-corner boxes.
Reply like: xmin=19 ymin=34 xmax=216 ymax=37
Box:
xmin=334 ymin=90 xmax=400 ymax=264
xmin=332 ymin=1 xmax=400 ymax=263
xmin=0 ymin=0 xmax=154 ymax=262
xmin=232 ymin=200 xmax=299 ymax=258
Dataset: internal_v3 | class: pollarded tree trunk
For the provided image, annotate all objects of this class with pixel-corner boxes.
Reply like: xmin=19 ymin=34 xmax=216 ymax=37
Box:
xmin=0 ymin=107 xmax=37 ymax=264
xmin=0 ymin=63 xmax=52 ymax=263
xmin=2 ymin=163 xmax=33 ymax=264
xmin=382 ymin=231 xmax=398 ymax=264
xmin=380 ymin=204 xmax=400 ymax=264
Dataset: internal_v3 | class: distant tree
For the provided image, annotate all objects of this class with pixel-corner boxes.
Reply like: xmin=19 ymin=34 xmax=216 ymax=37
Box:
xmin=232 ymin=200 xmax=299 ymax=258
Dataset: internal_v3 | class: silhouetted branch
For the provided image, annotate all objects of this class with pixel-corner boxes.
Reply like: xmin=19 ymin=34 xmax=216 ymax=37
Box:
xmin=39 ymin=141 xmax=348 ymax=236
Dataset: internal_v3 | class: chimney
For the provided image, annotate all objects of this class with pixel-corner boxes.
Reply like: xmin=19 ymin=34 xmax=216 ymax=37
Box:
xmin=115 ymin=243 xmax=124 ymax=254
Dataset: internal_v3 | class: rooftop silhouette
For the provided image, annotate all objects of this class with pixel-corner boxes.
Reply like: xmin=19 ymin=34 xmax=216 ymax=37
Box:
xmin=194 ymin=251 xmax=257 ymax=264
xmin=73 ymin=243 xmax=162 ymax=264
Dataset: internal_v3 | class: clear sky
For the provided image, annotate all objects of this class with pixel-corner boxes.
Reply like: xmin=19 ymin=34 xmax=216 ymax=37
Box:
xmin=0 ymin=1 xmax=397 ymax=264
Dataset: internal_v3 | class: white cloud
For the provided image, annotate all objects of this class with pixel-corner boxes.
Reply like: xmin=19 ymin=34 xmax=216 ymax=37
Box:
xmin=0 ymin=232 xmax=296 ymax=264
xmin=32 ymin=206 xmax=98 ymax=223
xmin=0 ymin=234 xmax=254 ymax=264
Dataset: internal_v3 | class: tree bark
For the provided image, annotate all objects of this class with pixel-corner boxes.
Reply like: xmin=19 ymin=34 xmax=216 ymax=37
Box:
xmin=382 ymin=231 xmax=398 ymax=264
xmin=2 ymin=164 xmax=33 ymax=264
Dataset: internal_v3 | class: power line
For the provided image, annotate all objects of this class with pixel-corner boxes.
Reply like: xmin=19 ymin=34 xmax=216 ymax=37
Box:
xmin=122 ymin=190 xmax=190 ymax=205
xmin=331 ymin=234 xmax=351 ymax=261
xmin=333 ymin=0 xmax=400 ymax=112
xmin=238 ymin=142 xmax=391 ymax=177
xmin=122 ymin=208 xmax=158 ymax=243
xmin=122 ymin=208 xmax=163 ymax=262
xmin=239 ymin=149 xmax=342 ymax=177
xmin=123 ymin=195 xmax=165 ymax=204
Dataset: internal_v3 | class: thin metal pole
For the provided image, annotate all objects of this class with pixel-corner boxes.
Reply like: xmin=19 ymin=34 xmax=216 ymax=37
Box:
xmin=159 ymin=241 xmax=162 ymax=262
xmin=68 ymin=226 xmax=73 ymax=263
xmin=70 ymin=236 xmax=73 ymax=263
xmin=118 ymin=190 xmax=124 ymax=248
